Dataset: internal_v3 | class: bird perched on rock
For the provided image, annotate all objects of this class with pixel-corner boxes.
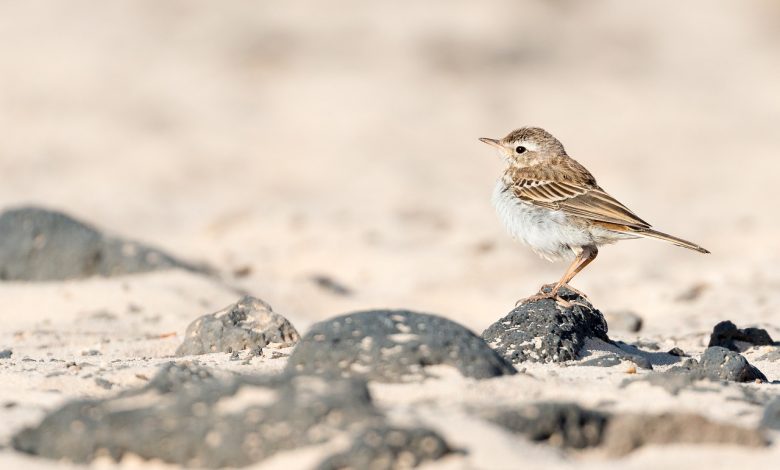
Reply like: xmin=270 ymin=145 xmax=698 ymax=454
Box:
xmin=480 ymin=127 xmax=708 ymax=305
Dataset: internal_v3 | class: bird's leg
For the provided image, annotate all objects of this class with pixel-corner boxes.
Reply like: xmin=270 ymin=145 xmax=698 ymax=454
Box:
xmin=549 ymin=245 xmax=598 ymax=306
xmin=549 ymin=245 xmax=598 ymax=295
xmin=516 ymin=246 xmax=598 ymax=307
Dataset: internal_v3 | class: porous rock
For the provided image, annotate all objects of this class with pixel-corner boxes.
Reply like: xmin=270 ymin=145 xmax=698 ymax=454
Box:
xmin=286 ymin=310 xmax=516 ymax=382
xmin=176 ymin=296 xmax=299 ymax=356
xmin=0 ymin=206 xmax=203 ymax=281
xmin=667 ymin=347 xmax=687 ymax=357
xmin=634 ymin=347 xmax=768 ymax=394
xmin=14 ymin=362 xmax=452 ymax=468
xmin=668 ymin=346 xmax=768 ymax=382
xmin=480 ymin=402 xmax=608 ymax=449
xmin=317 ymin=426 xmax=453 ymax=470
xmin=482 ymin=288 xmax=609 ymax=364
xmin=708 ymin=320 xmax=774 ymax=352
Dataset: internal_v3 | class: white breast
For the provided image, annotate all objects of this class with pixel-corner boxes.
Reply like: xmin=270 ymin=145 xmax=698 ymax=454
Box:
xmin=491 ymin=180 xmax=593 ymax=262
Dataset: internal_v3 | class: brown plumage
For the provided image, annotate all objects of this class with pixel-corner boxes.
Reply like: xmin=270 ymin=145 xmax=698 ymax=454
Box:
xmin=480 ymin=127 xmax=709 ymax=305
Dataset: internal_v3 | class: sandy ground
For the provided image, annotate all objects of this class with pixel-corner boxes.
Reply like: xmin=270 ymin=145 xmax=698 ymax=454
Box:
xmin=1 ymin=0 xmax=779 ymax=468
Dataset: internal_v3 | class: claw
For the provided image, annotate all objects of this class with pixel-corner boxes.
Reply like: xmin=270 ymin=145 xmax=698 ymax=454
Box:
xmin=515 ymin=290 xmax=555 ymax=306
xmin=558 ymin=283 xmax=589 ymax=299
xmin=515 ymin=283 xmax=591 ymax=309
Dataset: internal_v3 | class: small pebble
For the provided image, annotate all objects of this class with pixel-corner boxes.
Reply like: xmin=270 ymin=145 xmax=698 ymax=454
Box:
xmin=667 ymin=347 xmax=687 ymax=357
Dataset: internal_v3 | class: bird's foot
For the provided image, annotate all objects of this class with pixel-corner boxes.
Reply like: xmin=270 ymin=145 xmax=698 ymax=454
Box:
xmin=514 ymin=283 xmax=590 ymax=309
xmin=547 ymin=283 xmax=589 ymax=299
xmin=515 ymin=289 xmax=556 ymax=306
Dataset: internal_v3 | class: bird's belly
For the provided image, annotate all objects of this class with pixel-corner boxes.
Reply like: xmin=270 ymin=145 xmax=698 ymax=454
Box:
xmin=492 ymin=181 xmax=593 ymax=261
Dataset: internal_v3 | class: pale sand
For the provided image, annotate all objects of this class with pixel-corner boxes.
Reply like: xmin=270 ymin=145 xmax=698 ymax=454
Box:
xmin=1 ymin=0 xmax=779 ymax=468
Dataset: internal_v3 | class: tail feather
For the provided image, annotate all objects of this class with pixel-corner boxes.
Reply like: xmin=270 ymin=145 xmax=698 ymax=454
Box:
xmin=633 ymin=228 xmax=710 ymax=254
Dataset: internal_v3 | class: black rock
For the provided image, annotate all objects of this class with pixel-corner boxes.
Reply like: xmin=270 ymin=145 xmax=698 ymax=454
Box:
xmin=0 ymin=206 xmax=204 ymax=281
xmin=628 ymin=347 xmax=768 ymax=395
xmin=176 ymin=296 xmax=300 ymax=356
xmin=482 ymin=289 xmax=609 ymax=364
xmin=0 ymin=349 xmax=11 ymax=359
xmin=760 ymin=397 xmax=780 ymax=430
xmin=480 ymin=402 xmax=609 ymax=449
xmin=287 ymin=310 xmax=516 ymax=382
xmin=667 ymin=347 xmax=687 ymax=357
xmin=317 ymin=426 xmax=453 ymax=470
xmin=697 ymin=346 xmax=767 ymax=382
xmin=667 ymin=346 xmax=767 ymax=383
xmin=708 ymin=321 xmax=774 ymax=352
xmin=16 ymin=362 xmax=451 ymax=468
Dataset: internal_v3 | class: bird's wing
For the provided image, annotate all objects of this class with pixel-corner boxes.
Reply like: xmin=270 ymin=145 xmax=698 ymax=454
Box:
xmin=512 ymin=178 xmax=651 ymax=228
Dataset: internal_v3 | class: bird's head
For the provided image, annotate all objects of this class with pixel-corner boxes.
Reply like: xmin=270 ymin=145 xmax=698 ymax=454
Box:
xmin=479 ymin=127 xmax=567 ymax=168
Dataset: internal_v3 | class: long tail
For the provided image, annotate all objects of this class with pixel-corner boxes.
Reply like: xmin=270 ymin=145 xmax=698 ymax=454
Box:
xmin=633 ymin=228 xmax=710 ymax=254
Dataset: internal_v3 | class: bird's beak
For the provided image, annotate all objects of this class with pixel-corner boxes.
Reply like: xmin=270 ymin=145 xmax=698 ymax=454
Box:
xmin=479 ymin=137 xmax=502 ymax=149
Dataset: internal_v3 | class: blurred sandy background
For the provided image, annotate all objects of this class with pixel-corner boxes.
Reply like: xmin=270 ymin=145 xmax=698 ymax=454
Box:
xmin=1 ymin=0 xmax=779 ymax=334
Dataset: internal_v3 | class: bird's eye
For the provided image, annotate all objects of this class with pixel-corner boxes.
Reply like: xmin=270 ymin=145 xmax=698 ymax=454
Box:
xmin=515 ymin=146 xmax=527 ymax=154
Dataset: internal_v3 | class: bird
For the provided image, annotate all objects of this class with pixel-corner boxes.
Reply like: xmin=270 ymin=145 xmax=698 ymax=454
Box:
xmin=479 ymin=127 xmax=709 ymax=306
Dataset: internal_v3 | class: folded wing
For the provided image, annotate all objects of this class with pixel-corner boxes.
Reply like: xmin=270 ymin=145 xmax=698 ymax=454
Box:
xmin=512 ymin=179 xmax=651 ymax=228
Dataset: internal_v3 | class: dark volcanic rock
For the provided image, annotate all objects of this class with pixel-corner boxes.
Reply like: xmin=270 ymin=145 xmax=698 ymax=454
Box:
xmin=0 ymin=349 xmax=11 ymax=359
xmin=286 ymin=310 xmax=516 ymax=382
xmin=481 ymin=402 xmax=608 ymax=449
xmin=760 ymin=397 xmax=780 ymax=430
xmin=317 ymin=426 xmax=454 ymax=470
xmin=176 ymin=296 xmax=300 ymax=356
xmin=0 ymin=206 xmax=204 ymax=281
xmin=602 ymin=413 xmax=768 ymax=456
xmin=13 ymin=362 xmax=453 ymax=468
xmin=668 ymin=346 xmax=768 ymax=382
xmin=637 ymin=347 xmax=768 ymax=394
xmin=708 ymin=320 xmax=774 ymax=352
xmin=667 ymin=347 xmax=687 ymax=357
xmin=698 ymin=347 xmax=767 ymax=381
xmin=482 ymin=288 xmax=609 ymax=364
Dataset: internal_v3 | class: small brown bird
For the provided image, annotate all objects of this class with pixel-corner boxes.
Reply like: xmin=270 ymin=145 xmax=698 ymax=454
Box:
xmin=480 ymin=127 xmax=709 ymax=305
